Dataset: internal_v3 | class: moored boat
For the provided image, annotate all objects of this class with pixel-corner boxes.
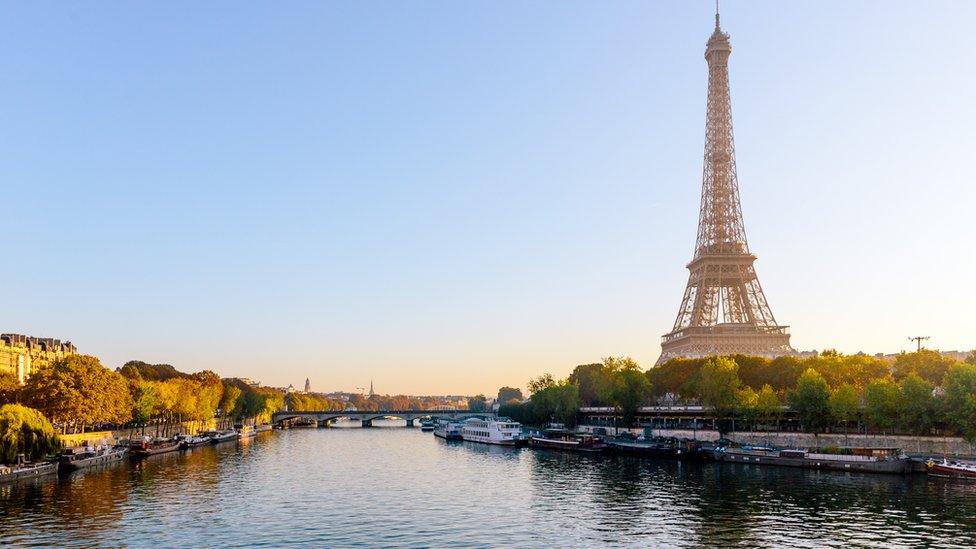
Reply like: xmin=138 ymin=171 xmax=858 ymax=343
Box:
xmin=420 ymin=419 xmax=436 ymax=432
xmin=926 ymin=458 xmax=976 ymax=479
xmin=608 ymin=436 xmax=704 ymax=460
xmin=236 ymin=425 xmax=256 ymax=439
xmin=433 ymin=420 xmax=462 ymax=440
xmin=129 ymin=437 xmax=182 ymax=458
xmin=715 ymin=445 xmax=911 ymax=474
xmin=59 ymin=446 xmax=128 ymax=472
xmin=460 ymin=418 xmax=524 ymax=446
xmin=176 ymin=434 xmax=210 ymax=449
xmin=529 ymin=429 xmax=608 ymax=453
xmin=254 ymin=424 xmax=272 ymax=434
xmin=209 ymin=429 xmax=238 ymax=444
xmin=0 ymin=458 xmax=58 ymax=483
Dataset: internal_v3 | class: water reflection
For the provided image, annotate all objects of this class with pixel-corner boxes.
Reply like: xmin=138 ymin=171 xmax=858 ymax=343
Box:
xmin=1 ymin=429 xmax=974 ymax=547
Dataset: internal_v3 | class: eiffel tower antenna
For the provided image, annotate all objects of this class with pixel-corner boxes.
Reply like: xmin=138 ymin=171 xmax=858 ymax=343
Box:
xmin=658 ymin=7 xmax=794 ymax=364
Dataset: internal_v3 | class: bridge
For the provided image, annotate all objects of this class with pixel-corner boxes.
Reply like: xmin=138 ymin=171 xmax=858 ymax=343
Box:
xmin=272 ymin=409 xmax=495 ymax=428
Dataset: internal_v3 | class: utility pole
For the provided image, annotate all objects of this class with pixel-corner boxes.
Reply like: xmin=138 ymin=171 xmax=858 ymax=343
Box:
xmin=908 ymin=336 xmax=930 ymax=352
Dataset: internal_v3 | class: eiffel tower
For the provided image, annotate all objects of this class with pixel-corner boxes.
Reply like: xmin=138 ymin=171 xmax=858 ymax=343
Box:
xmin=658 ymin=6 xmax=794 ymax=364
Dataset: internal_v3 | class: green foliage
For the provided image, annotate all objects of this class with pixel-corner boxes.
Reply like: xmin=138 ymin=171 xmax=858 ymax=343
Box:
xmin=736 ymin=386 xmax=759 ymax=423
xmin=0 ymin=404 xmax=61 ymax=463
xmin=755 ymin=384 xmax=782 ymax=424
xmin=789 ymin=368 xmax=830 ymax=432
xmin=567 ymin=363 xmax=610 ymax=406
xmin=899 ymin=373 xmax=935 ymax=435
xmin=527 ymin=374 xmax=556 ymax=395
xmin=828 ymin=383 xmax=859 ymax=427
xmin=467 ymin=395 xmax=488 ymax=413
xmin=605 ymin=360 xmax=653 ymax=427
xmin=287 ymin=392 xmax=344 ymax=412
xmin=496 ymin=387 xmax=523 ymax=405
xmin=23 ymin=355 xmax=133 ymax=430
xmin=219 ymin=385 xmax=242 ymax=417
xmin=943 ymin=362 xmax=976 ymax=442
xmin=131 ymin=382 xmax=159 ymax=425
xmin=893 ymin=350 xmax=955 ymax=385
xmin=699 ymin=357 xmax=741 ymax=417
xmin=863 ymin=379 xmax=902 ymax=432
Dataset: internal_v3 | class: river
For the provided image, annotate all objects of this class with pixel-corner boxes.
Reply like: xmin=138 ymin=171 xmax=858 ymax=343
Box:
xmin=2 ymin=420 xmax=975 ymax=547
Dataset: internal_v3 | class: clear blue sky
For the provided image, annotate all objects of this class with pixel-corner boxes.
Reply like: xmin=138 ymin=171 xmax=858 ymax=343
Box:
xmin=3 ymin=2 xmax=974 ymax=395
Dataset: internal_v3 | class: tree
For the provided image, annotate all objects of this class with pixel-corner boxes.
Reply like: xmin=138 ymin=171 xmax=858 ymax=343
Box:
xmin=898 ymin=373 xmax=935 ymax=435
xmin=863 ymin=379 xmax=902 ymax=433
xmin=0 ymin=404 xmax=61 ymax=463
xmin=22 ymin=355 xmax=133 ymax=432
xmin=699 ymin=357 xmax=741 ymax=418
xmin=943 ymin=362 xmax=976 ymax=441
xmin=828 ymin=383 xmax=859 ymax=431
xmin=736 ymin=386 xmax=759 ymax=425
xmin=789 ymin=368 xmax=830 ymax=432
xmin=219 ymin=384 xmax=242 ymax=418
xmin=131 ymin=381 xmax=160 ymax=426
xmin=608 ymin=366 xmax=653 ymax=428
xmin=0 ymin=372 xmax=21 ymax=405
xmin=892 ymin=350 xmax=955 ymax=385
xmin=527 ymin=374 xmax=556 ymax=395
xmin=567 ymin=363 xmax=610 ymax=406
xmin=496 ymin=387 xmax=524 ymax=405
xmin=467 ymin=395 xmax=488 ymax=412
xmin=755 ymin=384 xmax=782 ymax=426
xmin=529 ymin=382 xmax=580 ymax=427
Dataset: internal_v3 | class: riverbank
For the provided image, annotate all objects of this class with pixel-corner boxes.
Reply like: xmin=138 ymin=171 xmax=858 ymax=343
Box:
xmin=577 ymin=426 xmax=976 ymax=458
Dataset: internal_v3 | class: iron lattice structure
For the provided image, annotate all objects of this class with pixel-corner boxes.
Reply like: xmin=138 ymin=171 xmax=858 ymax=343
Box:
xmin=658 ymin=11 xmax=794 ymax=364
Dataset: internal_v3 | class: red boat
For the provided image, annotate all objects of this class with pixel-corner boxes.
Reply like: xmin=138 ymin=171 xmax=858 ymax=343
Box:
xmin=129 ymin=437 xmax=182 ymax=458
xmin=927 ymin=458 xmax=976 ymax=479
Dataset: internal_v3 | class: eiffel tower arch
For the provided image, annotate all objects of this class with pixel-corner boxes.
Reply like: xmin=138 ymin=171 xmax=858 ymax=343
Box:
xmin=658 ymin=8 xmax=794 ymax=365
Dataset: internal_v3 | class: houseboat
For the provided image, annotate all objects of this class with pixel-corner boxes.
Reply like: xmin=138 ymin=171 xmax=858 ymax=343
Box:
xmin=0 ymin=458 xmax=58 ymax=483
xmin=209 ymin=429 xmax=238 ymax=444
xmin=176 ymin=434 xmax=210 ymax=449
xmin=608 ymin=436 xmax=704 ymax=460
xmin=529 ymin=429 xmax=608 ymax=453
xmin=59 ymin=446 xmax=128 ymax=472
xmin=460 ymin=418 xmax=524 ymax=446
xmin=714 ymin=445 xmax=912 ymax=474
xmin=129 ymin=437 xmax=182 ymax=458
xmin=236 ymin=425 xmax=256 ymax=439
xmin=420 ymin=419 xmax=436 ymax=432
xmin=927 ymin=458 xmax=976 ymax=479
xmin=433 ymin=420 xmax=463 ymax=441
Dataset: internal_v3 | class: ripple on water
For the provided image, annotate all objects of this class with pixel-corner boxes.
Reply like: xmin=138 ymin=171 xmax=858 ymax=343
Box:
xmin=1 ymin=425 xmax=975 ymax=548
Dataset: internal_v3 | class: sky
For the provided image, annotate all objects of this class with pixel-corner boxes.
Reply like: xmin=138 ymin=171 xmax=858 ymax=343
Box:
xmin=2 ymin=2 xmax=975 ymax=396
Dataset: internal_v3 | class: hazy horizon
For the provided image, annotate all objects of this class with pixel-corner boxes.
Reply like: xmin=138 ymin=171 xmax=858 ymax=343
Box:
xmin=4 ymin=2 xmax=975 ymax=395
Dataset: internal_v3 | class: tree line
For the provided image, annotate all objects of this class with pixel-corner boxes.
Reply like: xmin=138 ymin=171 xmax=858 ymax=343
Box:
xmin=494 ymin=350 xmax=976 ymax=441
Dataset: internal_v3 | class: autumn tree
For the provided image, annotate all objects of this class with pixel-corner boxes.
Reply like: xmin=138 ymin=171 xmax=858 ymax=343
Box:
xmin=943 ymin=362 xmax=976 ymax=441
xmin=23 ymin=355 xmax=132 ymax=432
xmin=0 ymin=372 xmax=21 ymax=405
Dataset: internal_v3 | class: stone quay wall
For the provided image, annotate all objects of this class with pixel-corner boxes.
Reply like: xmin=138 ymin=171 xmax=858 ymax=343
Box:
xmin=577 ymin=425 xmax=976 ymax=458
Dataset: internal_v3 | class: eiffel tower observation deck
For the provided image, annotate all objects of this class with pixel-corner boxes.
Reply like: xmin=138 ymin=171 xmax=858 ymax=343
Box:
xmin=658 ymin=6 xmax=794 ymax=365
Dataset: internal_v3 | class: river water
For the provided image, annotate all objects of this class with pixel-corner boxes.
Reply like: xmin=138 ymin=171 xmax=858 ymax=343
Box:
xmin=2 ymin=421 xmax=975 ymax=548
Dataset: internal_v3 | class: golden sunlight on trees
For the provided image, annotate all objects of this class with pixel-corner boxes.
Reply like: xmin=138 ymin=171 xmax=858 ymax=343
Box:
xmin=0 ymin=404 xmax=61 ymax=462
xmin=23 ymin=355 xmax=132 ymax=433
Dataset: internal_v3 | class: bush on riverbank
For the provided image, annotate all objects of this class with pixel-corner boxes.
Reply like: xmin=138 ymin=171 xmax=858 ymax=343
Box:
xmin=0 ymin=404 xmax=61 ymax=463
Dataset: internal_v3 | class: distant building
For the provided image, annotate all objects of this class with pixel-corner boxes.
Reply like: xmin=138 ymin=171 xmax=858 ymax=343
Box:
xmin=304 ymin=378 xmax=311 ymax=394
xmin=287 ymin=384 xmax=296 ymax=394
xmin=0 ymin=333 xmax=77 ymax=384
xmin=238 ymin=377 xmax=261 ymax=388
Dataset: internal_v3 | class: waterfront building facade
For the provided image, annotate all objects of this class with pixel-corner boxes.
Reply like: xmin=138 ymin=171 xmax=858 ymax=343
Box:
xmin=658 ymin=9 xmax=794 ymax=364
xmin=0 ymin=333 xmax=77 ymax=384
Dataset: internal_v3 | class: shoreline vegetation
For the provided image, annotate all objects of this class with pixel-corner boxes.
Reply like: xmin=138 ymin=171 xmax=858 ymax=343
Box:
xmin=1 ymin=349 xmax=975 ymax=463
xmin=499 ymin=350 xmax=976 ymax=442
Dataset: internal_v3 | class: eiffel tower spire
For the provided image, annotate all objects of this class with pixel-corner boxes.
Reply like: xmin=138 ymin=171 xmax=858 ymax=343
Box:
xmin=658 ymin=9 xmax=794 ymax=364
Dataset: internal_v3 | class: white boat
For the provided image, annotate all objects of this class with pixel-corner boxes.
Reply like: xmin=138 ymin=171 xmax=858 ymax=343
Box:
xmin=433 ymin=420 xmax=462 ymax=441
xmin=420 ymin=419 xmax=436 ymax=432
xmin=460 ymin=418 xmax=524 ymax=446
